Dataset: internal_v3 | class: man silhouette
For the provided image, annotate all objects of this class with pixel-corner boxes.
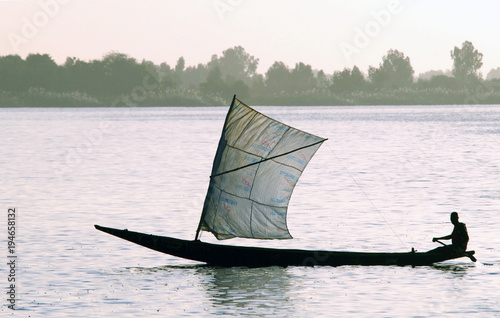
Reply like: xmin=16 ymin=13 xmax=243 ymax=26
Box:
xmin=432 ymin=211 xmax=469 ymax=252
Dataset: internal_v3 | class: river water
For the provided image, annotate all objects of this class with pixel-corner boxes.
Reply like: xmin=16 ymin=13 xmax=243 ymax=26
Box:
xmin=1 ymin=105 xmax=499 ymax=317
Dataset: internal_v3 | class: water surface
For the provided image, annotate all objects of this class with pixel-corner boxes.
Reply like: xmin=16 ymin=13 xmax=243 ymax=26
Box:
xmin=1 ymin=105 xmax=499 ymax=317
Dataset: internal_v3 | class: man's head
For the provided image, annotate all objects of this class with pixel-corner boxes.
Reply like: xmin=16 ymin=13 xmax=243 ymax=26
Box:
xmin=450 ymin=212 xmax=459 ymax=225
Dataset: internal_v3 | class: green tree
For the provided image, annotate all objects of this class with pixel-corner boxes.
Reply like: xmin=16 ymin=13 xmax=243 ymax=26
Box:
xmin=208 ymin=46 xmax=259 ymax=85
xmin=183 ymin=63 xmax=209 ymax=88
xmin=289 ymin=62 xmax=316 ymax=92
xmin=158 ymin=62 xmax=178 ymax=88
xmin=100 ymin=52 xmax=148 ymax=96
xmin=368 ymin=49 xmax=414 ymax=89
xmin=250 ymin=73 xmax=266 ymax=97
xmin=331 ymin=66 xmax=367 ymax=92
xmin=24 ymin=53 xmax=60 ymax=90
xmin=350 ymin=66 xmax=366 ymax=88
xmin=316 ymin=70 xmax=328 ymax=89
xmin=265 ymin=61 xmax=290 ymax=94
xmin=175 ymin=57 xmax=185 ymax=74
xmin=63 ymin=57 xmax=106 ymax=96
xmin=200 ymin=66 xmax=228 ymax=96
xmin=451 ymin=41 xmax=483 ymax=87
xmin=228 ymin=80 xmax=250 ymax=100
xmin=0 ymin=55 xmax=25 ymax=92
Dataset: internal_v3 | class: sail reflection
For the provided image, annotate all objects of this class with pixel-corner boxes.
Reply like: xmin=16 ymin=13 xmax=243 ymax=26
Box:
xmin=197 ymin=266 xmax=296 ymax=316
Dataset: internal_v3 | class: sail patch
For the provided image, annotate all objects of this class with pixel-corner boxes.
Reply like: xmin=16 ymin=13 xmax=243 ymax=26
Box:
xmin=220 ymin=197 xmax=238 ymax=206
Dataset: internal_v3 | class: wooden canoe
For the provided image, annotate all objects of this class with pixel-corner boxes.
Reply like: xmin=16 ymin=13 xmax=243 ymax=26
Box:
xmin=95 ymin=225 xmax=475 ymax=267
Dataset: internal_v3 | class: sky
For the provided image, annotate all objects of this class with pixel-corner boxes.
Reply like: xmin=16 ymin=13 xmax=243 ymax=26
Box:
xmin=1 ymin=0 xmax=500 ymax=77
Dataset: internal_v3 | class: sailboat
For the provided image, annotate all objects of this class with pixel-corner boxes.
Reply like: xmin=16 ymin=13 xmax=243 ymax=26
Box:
xmin=95 ymin=96 xmax=476 ymax=267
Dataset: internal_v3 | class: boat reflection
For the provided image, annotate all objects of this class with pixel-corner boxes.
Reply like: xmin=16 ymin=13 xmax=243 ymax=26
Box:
xmin=431 ymin=262 xmax=474 ymax=277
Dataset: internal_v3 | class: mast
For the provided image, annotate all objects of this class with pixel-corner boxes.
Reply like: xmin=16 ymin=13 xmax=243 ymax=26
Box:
xmin=194 ymin=95 xmax=237 ymax=241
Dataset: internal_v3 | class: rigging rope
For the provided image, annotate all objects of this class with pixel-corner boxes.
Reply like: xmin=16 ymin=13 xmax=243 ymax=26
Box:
xmin=210 ymin=139 xmax=327 ymax=179
xmin=326 ymin=144 xmax=409 ymax=251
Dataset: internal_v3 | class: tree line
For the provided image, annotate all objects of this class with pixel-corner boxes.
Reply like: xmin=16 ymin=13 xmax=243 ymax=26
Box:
xmin=1 ymin=40 xmax=498 ymax=106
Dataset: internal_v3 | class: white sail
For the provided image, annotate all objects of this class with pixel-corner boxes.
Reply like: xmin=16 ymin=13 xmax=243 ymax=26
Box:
xmin=197 ymin=97 xmax=326 ymax=240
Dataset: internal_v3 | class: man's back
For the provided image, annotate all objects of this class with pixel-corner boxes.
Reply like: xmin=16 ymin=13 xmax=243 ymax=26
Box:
xmin=452 ymin=222 xmax=469 ymax=250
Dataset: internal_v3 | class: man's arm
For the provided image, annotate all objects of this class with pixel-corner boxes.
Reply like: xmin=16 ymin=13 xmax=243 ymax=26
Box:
xmin=433 ymin=234 xmax=452 ymax=242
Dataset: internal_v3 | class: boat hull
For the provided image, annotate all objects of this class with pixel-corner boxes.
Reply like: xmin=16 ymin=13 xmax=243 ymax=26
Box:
xmin=95 ymin=225 xmax=474 ymax=267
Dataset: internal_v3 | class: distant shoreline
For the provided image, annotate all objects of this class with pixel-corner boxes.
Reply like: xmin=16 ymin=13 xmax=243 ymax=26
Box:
xmin=2 ymin=45 xmax=498 ymax=108
xmin=1 ymin=87 xmax=499 ymax=107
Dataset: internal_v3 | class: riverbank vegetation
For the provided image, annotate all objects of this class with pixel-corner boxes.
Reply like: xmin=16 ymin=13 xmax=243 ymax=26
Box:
xmin=1 ymin=41 xmax=499 ymax=107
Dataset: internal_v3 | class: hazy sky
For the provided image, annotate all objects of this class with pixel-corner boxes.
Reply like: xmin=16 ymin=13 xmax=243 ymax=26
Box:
xmin=1 ymin=0 xmax=500 ymax=76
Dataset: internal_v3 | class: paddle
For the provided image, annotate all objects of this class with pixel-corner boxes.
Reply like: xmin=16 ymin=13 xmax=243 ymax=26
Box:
xmin=435 ymin=240 xmax=477 ymax=262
